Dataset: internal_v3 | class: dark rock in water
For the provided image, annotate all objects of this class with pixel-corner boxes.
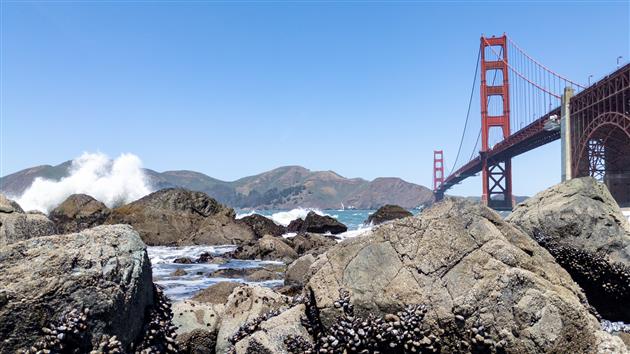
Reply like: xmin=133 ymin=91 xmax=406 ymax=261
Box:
xmin=0 ymin=193 xmax=55 ymax=246
xmin=208 ymin=268 xmax=255 ymax=279
xmin=48 ymin=193 xmax=111 ymax=234
xmin=239 ymin=213 xmax=286 ymax=238
xmin=171 ymin=269 xmax=188 ymax=277
xmin=174 ymin=257 xmax=194 ymax=264
xmin=287 ymin=211 xmax=347 ymax=234
xmin=284 ymin=233 xmax=337 ymax=256
xmin=286 ymin=218 xmax=304 ymax=233
xmin=192 ymin=281 xmax=241 ymax=305
xmin=245 ymin=269 xmax=282 ymax=282
xmin=507 ymin=177 xmax=630 ymax=322
xmin=0 ymin=225 xmax=155 ymax=352
xmin=365 ymin=204 xmax=412 ymax=225
xmin=229 ymin=235 xmax=298 ymax=262
xmin=194 ymin=252 xmax=229 ymax=265
xmin=106 ymin=188 xmax=255 ymax=246
xmin=305 ymin=199 xmax=626 ymax=352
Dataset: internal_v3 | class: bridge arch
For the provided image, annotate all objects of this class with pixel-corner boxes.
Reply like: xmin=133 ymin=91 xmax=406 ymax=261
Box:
xmin=573 ymin=112 xmax=630 ymax=206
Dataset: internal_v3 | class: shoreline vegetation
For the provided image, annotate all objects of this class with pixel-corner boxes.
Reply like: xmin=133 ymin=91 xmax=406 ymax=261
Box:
xmin=0 ymin=177 xmax=629 ymax=353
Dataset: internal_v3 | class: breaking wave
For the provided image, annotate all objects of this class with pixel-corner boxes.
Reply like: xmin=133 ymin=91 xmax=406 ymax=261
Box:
xmin=15 ymin=152 xmax=153 ymax=213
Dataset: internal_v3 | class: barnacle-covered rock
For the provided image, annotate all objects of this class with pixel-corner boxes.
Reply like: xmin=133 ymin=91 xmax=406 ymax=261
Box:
xmin=0 ymin=225 xmax=154 ymax=352
xmin=215 ymin=285 xmax=293 ymax=353
xmin=306 ymin=199 xmax=628 ymax=353
xmin=507 ymin=177 xmax=630 ymax=322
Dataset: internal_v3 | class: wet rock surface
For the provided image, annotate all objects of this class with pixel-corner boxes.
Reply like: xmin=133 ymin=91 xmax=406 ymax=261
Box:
xmin=0 ymin=194 xmax=55 ymax=246
xmin=48 ymin=193 xmax=111 ymax=234
xmin=287 ymin=211 xmax=347 ymax=234
xmin=238 ymin=213 xmax=286 ymax=238
xmin=106 ymin=188 xmax=255 ymax=246
xmin=365 ymin=204 xmax=413 ymax=225
xmin=507 ymin=177 xmax=630 ymax=322
xmin=304 ymin=199 xmax=626 ymax=353
xmin=0 ymin=225 xmax=155 ymax=352
xmin=229 ymin=235 xmax=299 ymax=262
xmin=192 ymin=282 xmax=241 ymax=305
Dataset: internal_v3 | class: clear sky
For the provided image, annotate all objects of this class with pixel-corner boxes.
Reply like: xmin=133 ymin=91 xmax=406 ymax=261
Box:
xmin=1 ymin=0 xmax=628 ymax=197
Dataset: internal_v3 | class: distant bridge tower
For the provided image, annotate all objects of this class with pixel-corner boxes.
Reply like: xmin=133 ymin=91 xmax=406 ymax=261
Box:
xmin=433 ymin=150 xmax=444 ymax=199
xmin=480 ymin=35 xmax=513 ymax=210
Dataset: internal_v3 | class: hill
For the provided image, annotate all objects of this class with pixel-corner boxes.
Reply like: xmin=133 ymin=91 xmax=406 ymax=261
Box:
xmin=0 ymin=163 xmax=433 ymax=210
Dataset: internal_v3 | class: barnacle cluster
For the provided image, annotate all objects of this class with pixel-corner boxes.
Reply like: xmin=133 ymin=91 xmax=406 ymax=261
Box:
xmin=288 ymin=289 xmax=440 ymax=354
xmin=134 ymin=285 xmax=180 ymax=353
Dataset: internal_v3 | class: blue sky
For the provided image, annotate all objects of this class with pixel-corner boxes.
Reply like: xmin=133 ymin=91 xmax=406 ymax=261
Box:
xmin=1 ymin=0 xmax=628 ymax=196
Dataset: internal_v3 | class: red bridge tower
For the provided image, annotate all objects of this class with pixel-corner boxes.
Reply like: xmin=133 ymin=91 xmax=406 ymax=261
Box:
xmin=480 ymin=35 xmax=513 ymax=210
xmin=433 ymin=150 xmax=445 ymax=194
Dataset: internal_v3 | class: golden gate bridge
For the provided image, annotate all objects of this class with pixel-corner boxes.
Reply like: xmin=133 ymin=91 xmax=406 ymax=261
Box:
xmin=433 ymin=34 xmax=629 ymax=210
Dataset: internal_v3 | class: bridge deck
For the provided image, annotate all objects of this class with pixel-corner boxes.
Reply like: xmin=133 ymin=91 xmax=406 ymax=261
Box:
xmin=438 ymin=107 xmax=561 ymax=194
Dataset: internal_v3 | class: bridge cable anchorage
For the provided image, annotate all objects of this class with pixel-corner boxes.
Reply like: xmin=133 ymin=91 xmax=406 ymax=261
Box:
xmin=449 ymin=47 xmax=481 ymax=176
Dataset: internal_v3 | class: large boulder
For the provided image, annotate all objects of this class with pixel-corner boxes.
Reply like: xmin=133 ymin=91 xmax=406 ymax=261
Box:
xmin=238 ymin=214 xmax=286 ymax=238
xmin=0 ymin=194 xmax=55 ymax=246
xmin=230 ymin=235 xmax=298 ymax=262
xmin=0 ymin=225 xmax=154 ymax=352
xmin=48 ymin=193 xmax=111 ymax=234
xmin=507 ymin=177 xmax=630 ymax=322
xmin=106 ymin=188 xmax=255 ymax=246
xmin=365 ymin=204 xmax=413 ymax=225
xmin=305 ymin=199 xmax=626 ymax=353
xmin=215 ymin=285 xmax=292 ymax=353
xmin=287 ymin=211 xmax=347 ymax=234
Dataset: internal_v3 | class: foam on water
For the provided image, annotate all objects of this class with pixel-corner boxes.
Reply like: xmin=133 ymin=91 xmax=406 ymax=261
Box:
xmin=148 ymin=245 xmax=284 ymax=301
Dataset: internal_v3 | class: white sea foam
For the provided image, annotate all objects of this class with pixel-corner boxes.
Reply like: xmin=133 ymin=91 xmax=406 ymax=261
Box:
xmin=15 ymin=152 xmax=152 ymax=213
xmin=235 ymin=210 xmax=257 ymax=219
xmin=269 ymin=208 xmax=325 ymax=226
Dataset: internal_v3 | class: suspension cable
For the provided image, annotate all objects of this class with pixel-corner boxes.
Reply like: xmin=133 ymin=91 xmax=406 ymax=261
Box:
xmin=449 ymin=47 xmax=481 ymax=175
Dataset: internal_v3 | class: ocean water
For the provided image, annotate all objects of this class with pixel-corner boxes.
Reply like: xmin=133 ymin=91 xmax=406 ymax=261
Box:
xmin=150 ymin=208 xmax=417 ymax=300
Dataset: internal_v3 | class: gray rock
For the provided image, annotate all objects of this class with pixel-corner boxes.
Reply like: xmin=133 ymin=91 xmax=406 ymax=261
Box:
xmin=0 ymin=193 xmax=23 ymax=213
xmin=0 ymin=225 xmax=153 ymax=352
xmin=106 ymin=188 xmax=255 ymax=246
xmin=284 ymin=254 xmax=316 ymax=287
xmin=215 ymin=285 xmax=292 ymax=353
xmin=48 ymin=193 xmax=111 ymax=234
xmin=233 ymin=304 xmax=312 ymax=354
xmin=306 ymin=199 xmax=627 ymax=353
xmin=0 ymin=194 xmax=55 ymax=246
xmin=173 ymin=300 xmax=224 ymax=354
xmin=507 ymin=177 xmax=630 ymax=322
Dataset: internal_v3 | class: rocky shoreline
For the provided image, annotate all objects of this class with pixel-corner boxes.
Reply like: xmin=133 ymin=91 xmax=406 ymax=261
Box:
xmin=0 ymin=177 xmax=629 ymax=353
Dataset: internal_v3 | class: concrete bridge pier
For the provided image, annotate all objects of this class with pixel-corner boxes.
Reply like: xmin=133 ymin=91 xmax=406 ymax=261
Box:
xmin=561 ymin=87 xmax=574 ymax=182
